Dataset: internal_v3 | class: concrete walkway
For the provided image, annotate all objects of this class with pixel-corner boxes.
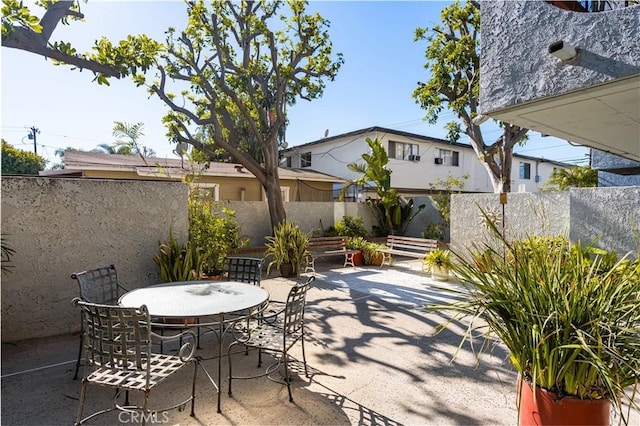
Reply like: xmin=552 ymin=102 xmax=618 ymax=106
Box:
xmin=2 ymin=260 xmax=635 ymax=425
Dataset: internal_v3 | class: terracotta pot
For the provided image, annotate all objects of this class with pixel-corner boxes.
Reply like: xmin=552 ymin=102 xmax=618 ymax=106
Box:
xmin=368 ymin=253 xmax=384 ymax=266
xmin=517 ymin=378 xmax=610 ymax=426
xmin=279 ymin=263 xmax=296 ymax=277
xmin=352 ymin=250 xmax=363 ymax=266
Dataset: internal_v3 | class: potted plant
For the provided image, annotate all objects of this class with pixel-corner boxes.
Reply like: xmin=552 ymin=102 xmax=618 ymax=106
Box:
xmin=362 ymin=241 xmax=387 ymax=266
xmin=423 ymin=249 xmax=451 ymax=281
xmin=346 ymin=236 xmax=367 ymax=266
xmin=264 ymin=220 xmax=310 ymax=277
xmin=429 ymin=216 xmax=640 ymax=425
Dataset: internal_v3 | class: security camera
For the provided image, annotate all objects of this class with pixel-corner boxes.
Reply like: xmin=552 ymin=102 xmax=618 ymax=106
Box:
xmin=548 ymin=40 xmax=578 ymax=62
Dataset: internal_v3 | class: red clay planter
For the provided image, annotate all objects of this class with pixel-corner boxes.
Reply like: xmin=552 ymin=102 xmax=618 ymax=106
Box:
xmin=517 ymin=379 xmax=610 ymax=426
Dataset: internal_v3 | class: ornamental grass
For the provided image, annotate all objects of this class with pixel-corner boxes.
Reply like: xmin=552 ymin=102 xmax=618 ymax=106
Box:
xmin=429 ymin=213 xmax=640 ymax=423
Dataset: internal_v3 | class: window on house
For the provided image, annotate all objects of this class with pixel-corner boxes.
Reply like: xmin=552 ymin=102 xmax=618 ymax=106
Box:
xmin=439 ymin=149 xmax=459 ymax=166
xmin=520 ymin=162 xmax=531 ymax=179
xmin=388 ymin=141 xmax=419 ymax=160
xmin=301 ymin=152 xmax=312 ymax=168
xmin=192 ymin=183 xmax=220 ymax=201
xmin=263 ymin=186 xmax=290 ymax=202
xmin=281 ymin=187 xmax=290 ymax=202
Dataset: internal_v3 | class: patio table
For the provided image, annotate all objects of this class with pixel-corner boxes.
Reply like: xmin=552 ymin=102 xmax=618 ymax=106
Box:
xmin=119 ymin=280 xmax=269 ymax=413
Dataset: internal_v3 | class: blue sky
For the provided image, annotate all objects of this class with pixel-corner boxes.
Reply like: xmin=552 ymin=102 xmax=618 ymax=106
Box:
xmin=1 ymin=1 xmax=589 ymax=168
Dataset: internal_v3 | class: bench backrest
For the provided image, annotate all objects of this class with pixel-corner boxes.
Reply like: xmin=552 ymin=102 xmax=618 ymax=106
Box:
xmin=386 ymin=236 xmax=438 ymax=252
xmin=307 ymin=236 xmax=346 ymax=251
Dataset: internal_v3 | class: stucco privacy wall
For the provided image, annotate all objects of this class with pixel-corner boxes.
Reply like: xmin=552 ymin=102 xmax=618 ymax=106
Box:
xmin=1 ymin=177 xmax=189 ymax=342
xmin=569 ymin=186 xmax=640 ymax=256
xmin=449 ymin=192 xmax=570 ymax=256
xmin=1 ymin=178 xmax=385 ymax=341
xmin=479 ymin=1 xmax=640 ymax=113
xmin=450 ymin=188 xmax=640 ymax=258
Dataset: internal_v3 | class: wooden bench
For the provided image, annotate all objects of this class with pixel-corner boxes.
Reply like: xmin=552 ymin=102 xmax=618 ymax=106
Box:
xmin=376 ymin=235 xmax=438 ymax=268
xmin=304 ymin=236 xmax=358 ymax=274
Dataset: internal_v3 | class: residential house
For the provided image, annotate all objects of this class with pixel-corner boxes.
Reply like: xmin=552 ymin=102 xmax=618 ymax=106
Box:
xmin=40 ymin=151 xmax=344 ymax=202
xmin=281 ymin=126 xmax=569 ymax=198
xmin=477 ymin=0 xmax=639 ymax=165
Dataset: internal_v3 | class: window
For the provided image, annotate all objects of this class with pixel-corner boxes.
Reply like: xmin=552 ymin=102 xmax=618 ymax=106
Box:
xmin=438 ymin=149 xmax=459 ymax=166
xmin=520 ymin=162 xmax=531 ymax=179
xmin=301 ymin=152 xmax=312 ymax=168
xmin=263 ymin=186 xmax=289 ymax=202
xmin=192 ymin=183 xmax=219 ymax=201
xmin=388 ymin=141 xmax=419 ymax=160
xmin=280 ymin=187 xmax=290 ymax=202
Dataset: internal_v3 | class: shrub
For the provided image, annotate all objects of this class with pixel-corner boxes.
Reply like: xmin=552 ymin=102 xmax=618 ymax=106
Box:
xmin=189 ymin=192 xmax=248 ymax=275
xmin=333 ymin=215 xmax=368 ymax=238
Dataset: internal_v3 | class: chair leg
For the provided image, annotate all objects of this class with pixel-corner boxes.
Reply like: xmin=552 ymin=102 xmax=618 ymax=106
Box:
xmin=301 ymin=336 xmax=309 ymax=377
xmin=142 ymin=391 xmax=150 ymax=426
xmin=75 ymin=379 xmax=89 ymax=425
xmin=227 ymin=344 xmax=235 ymax=396
xmin=283 ymin=352 xmax=293 ymax=403
xmin=190 ymin=360 xmax=197 ymax=417
xmin=74 ymin=335 xmax=83 ymax=380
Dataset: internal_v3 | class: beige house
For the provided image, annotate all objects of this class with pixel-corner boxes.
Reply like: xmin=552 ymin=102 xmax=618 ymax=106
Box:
xmin=41 ymin=151 xmax=344 ymax=202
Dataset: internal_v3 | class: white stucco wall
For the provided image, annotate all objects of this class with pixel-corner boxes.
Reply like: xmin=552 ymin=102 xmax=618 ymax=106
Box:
xmin=480 ymin=1 xmax=640 ymax=113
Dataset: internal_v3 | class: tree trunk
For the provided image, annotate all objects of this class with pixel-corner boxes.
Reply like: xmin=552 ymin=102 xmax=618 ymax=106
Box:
xmin=261 ymin=136 xmax=287 ymax=231
xmin=263 ymin=170 xmax=287 ymax=231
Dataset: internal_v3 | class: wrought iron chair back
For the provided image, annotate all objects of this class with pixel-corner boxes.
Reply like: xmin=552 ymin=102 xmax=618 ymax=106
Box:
xmin=283 ymin=279 xmax=308 ymax=336
xmin=71 ymin=264 xmax=128 ymax=380
xmin=78 ymin=300 xmax=152 ymax=375
xmin=228 ymin=275 xmax=315 ymax=403
xmin=72 ymin=264 xmax=126 ymax=305
xmin=226 ymin=256 xmax=263 ymax=285
xmin=72 ymin=298 xmax=198 ymax=425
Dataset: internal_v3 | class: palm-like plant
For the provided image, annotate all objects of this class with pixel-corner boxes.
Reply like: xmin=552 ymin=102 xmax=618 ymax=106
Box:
xmin=112 ymin=121 xmax=156 ymax=162
xmin=346 ymin=137 xmax=424 ymax=235
xmin=95 ymin=143 xmax=133 ymax=155
xmin=542 ymin=165 xmax=598 ymax=191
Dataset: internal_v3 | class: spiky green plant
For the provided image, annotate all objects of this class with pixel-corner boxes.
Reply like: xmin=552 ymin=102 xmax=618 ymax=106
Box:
xmin=1 ymin=234 xmax=16 ymax=275
xmin=429 ymin=211 xmax=640 ymax=423
xmin=423 ymin=249 xmax=451 ymax=271
xmin=264 ymin=220 xmax=309 ymax=277
xmin=153 ymin=228 xmax=205 ymax=282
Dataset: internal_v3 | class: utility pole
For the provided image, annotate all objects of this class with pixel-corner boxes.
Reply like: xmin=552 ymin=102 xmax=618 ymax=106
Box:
xmin=28 ymin=126 xmax=40 ymax=154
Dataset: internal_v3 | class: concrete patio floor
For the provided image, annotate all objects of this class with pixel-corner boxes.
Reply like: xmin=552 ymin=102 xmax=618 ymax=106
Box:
xmin=2 ymin=259 xmax=637 ymax=425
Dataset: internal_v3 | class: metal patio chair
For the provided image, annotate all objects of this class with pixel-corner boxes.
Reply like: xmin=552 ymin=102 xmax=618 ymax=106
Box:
xmin=226 ymin=256 xmax=263 ymax=285
xmin=71 ymin=264 xmax=128 ymax=380
xmin=227 ymin=275 xmax=315 ymax=402
xmin=72 ymin=298 xmax=198 ymax=425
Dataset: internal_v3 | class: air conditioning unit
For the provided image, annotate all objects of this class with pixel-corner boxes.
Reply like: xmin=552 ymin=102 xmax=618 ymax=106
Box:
xmin=408 ymin=155 xmax=421 ymax=161
xmin=434 ymin=157 xmax=443 ymax=165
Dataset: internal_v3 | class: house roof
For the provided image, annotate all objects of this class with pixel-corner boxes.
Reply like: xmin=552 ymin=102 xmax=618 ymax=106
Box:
xmin=285 ymin=125 xmax=573 ymax=167
xmin=40 ymin=151 xmax=346 ymax=183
